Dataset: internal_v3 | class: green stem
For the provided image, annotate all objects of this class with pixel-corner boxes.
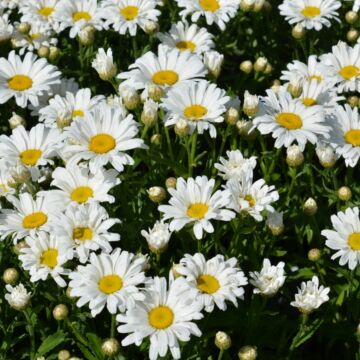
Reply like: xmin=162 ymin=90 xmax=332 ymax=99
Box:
xmin=189 ymin=131 xmax=198 ymax=176
xmin=110 ymin=314 xmax=116 ymax=338
xmin=164 ymin=126 xmax=174 ymax=161
xmin=24 ymin=310 xmax=35 ymax=360
xmin=218 ymin=349 xmax=224 ymax=360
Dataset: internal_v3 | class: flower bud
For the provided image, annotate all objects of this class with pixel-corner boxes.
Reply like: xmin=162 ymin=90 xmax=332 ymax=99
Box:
xmin=150 ymin=134 xmax=162 ymax=146
xmin=144 ymin=20 xmax=159 ymax=34
xmin=9 ymin=112 xmax=26 ymax=129
xmin=66 ymin=287 xmax=75 ymax=299
xmin=338 ymin=186 xmax=352 ymax=201
xmin=347 ymin=95 xmax=359 ymax=108
xmin=171 ymin=263 xmax=183 ymax=278
xmin=215 ymin=331 xmax=231 ymax=350
xmin=239 ymin=60 xmax=253 ymax=74
xmin=254 ymin=57 xmax=268 ymax=72
xmin=141 ymin=220 xmax=171 ymax=254
xmin=347 ymin=28 xmax=359 ymax=43
xmin=287 ymin=76 xmax=303 ymax=98
xmin=225 ymin=107 xmax=239 ymax=125
xmin=263 ymin=63 xmax=273 ymax=75
xmin=357 ymin=323 xmax=360 ymax=336
xmin=58 ymin=350 xmax=71 ymax=360
xmin=17 ymin=22 xmax=30 ymax=34
xmin=92 ymin=48 xmax=117 ymax=81
xmin=263 ymin=1 xmax=271 ymax=11
xmin=286 ymin=145 xmax=304 ymax=167
xmin=253 ymin=0 xmax=265 ymax=12
xmin=101 ymin=338 xmax=120 ymax=357
xmin=345 ymin=11 xmax=358 ymax=24
xmin=37 ymin=46 xmax=50 ymax=58
xmin=238 ymin=345 xmax=258 ymax=360
xmin=165 ymin=177 xmax=177 ymax=189
xmin=292 ymin=24 xmax=306 ymax=39
xmin=56 ymin=109 xmax=72 ymax=129
xmin=303 ymin=197 xmax=318 ymax=216
xmin=316 ymin=143 xmax=336 ymax=168
xmin=148 ymin=186 xmax=166 ymax=203
xmin=203 ymin=50 xmax=224 ymax=78
xmin=141 ymin=99 xmax=158 ymax=126
xmin=308 ymin=248 xmax=321 ymax=262
xmin=240 ymin=0 xmax=255 ymax=12
xmin=236 ymin=119 xmax=256 ymax=139
xmin=174 ymin=118 xmax=190 ymax=136
xmin=53 ymin=304 xmax=69 ymax=321
xmin=148 ymin=84 xmax=164 ymax=102
xmin=243 ymin=91 xmax=259 ymax=117
xmin=3 ymin=268 xmax=19 ymax=285
xmin=13 ymin=240 xmax=29 ymax=255
xmin=266 ymin=211 xmax=284 ymax=236
xmin=120 ymin=86 xmax=140 ymax=110
xmin=49 ymin=46 xmax=61 ymax=61
xmin=78 ymin=25 xmax=95 ymax=45
xmin=5 ymin=283 xmax=31 ymax=311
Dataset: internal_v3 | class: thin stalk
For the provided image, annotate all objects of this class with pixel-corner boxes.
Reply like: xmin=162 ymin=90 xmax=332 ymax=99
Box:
xmin=24 ymin=309 xmax=35 ymax=360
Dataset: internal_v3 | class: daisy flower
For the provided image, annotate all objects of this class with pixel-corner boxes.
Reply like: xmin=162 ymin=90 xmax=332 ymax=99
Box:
xmin=19 ymin=0 xmax=60 ymax=28
xmin=281 ymin=55 xmax=330 ymax=86
xmin=63 ymin=103 xmax=146 ymax=173
xmin=326 ymin=104 xmax=360 ymax=167
xmin=91 ymin=48 xmax=117 ymax=81
xmin=5 ymin=283 xmax=31 ymax=311
xmin=141 ymin=220 xmax=172 ymax=253
xmin=118 ymin=44 xmax=207 ymax=91
xmin=0 ymin=50 xmax=61 ymax=108
xmin=321 ymin=207 xmax=360 ymax=270
xmin=225 ymin=177 xmax=279 ymax=221
xmin=53 ymin=203 xmax=120 ymax=263
xmin=117 ymin=276 xmax=203 ymax=360
xmin=19 ymin=232 xmax=73 ymax=287
xmin=157 ymin=21 xmax=214 ymax=55
xmin=249 ymin=258 xmax=286 ymax=296
xmin=0 ymin=12 xmax=13 ymax=42
xmin=101 ymin=0 xmax=161 ymax=36
xmin=53 ymin=0 xmax=104 ymax=38
xmin=158 ymin=176 xmax=235 ymax=240
xmin=177 ymin=253 xmax=248 ymax=312
xmin=0 ymin=192 xmax=60 ymax=242
xmin=69 ymin=248 xmax=147 ymax=317
xmin=320 ymin=42 xmax=360 ymax=93
xmin=214 ymin=149 xmax=257 ymax=181
xmin=290 ymin=276 xmax=330 ymax=314
xmin=42 ymin=163 xmax=120 ymax=209
xmin=279 ymin=0 xmax=341 ymax=31
xmin=0 ymin=124 xmax=63 ymax=181
xmin=253 ymin=89 xmax=330 ymax=151
xmin=160 ymin=80 xmax=230 ymax=138
xmin=177 ymin=0 xmax=239 ymax=31
xmin=39 ymin=88 xmax=104 ymax=128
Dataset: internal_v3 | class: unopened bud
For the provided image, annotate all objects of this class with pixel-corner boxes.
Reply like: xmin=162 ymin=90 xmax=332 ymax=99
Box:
xmin=53 ymin=304 xmax=69 ymax=321
xmin=253 ymin=0 xmax=265 ymax=12
xmin=120 ymin=86 xmax=140 ymax=110
xmin=58 ymin=350 xmax=71 ymax=360
xmin=243 ymin=91 xmax=259 ymax=117
xmin=348 ymin=95 xmax=359 ymax=108
xmin=204 ymin=51 xmax=224 ymax=79
xmin=338 ymin=186 xmax=352 ymax=201
xmin=347 ymin=28 xmax=359 ymax=43
xmin=148 ymin=84 xmax=164 ymax=102
xmin=286 ymin=145 xmax=304 ymax=167
xmin=141 ymin=99 xmax=158 ymax=126
xmin=263 ymin=63 xmax=273 ymax=75
xmin=148 ymin=186 xmax=166 ymax=203
xmin=144 ymin=20 xmax=159 ymax=34
xmin=174 ymin=119 xmax=190 ymax=136
xmin=101 ymin=338 xmax=120 ymax=357
xmin=240 ymin=60 xmax=253 ymax=74
xmin=225 ymin=107 xmax=239 ymax=125
xmin=215 ymin=331 xmax=231 ymax=350
xmin=17 ymin=22 xmax=30 ymax=34
xmin=308 ymin=248 xmax=321 ymax=262
xmin=240 ymin=0 xmax=255 ymax=12
xmin=238 ymin=345 xmax=258 ymax=360
xmin=345 ymin=11 xmax=358 ymax=25
xmin=316 ymin=143 xmax=336 ymax=168
xmin=165 ymin=177 xmax=177 ymax=189
xmin=236 ymin=119 xmax=256 ymax=139
xmin=78 ymin=25 xmax=95 ymax=45
xmin=287 ymin=77 xmax=303 ymax=98
xmin=3 ymin=268 xmax=19 ymax=285
xmin=303 ymin=197 xmax=318 ymax=216
xmin=49 ymin=46 xmax=61 ymax=61
xmin=13 ymin=240 xmax=29 ymax=255
xmin=292 ymin=24 xmax=306 ymax=39
xmin=150 ymin=134 xmax=162 ymax=145
xmin=9 ymin=112 xmax=26 ymax=129
xmin=37 ymin=46 xmax=50 ymax=58
xmin=171 ymin=263 xmax=182 ymax=279
xmin=254 ymin=57 xmax=268 ymax=72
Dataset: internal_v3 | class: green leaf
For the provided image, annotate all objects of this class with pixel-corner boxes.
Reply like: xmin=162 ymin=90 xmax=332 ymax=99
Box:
xmin=86 ymin=332 xmax=104 ymax=359
xmin=290 ymin=318 xmax=323 ymax=350
xmin=36 ymin=331 xmax=66 ymax=356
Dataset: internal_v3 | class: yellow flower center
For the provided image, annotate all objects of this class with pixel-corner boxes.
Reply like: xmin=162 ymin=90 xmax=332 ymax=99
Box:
xmin=148 ymin=306 xmax=174 ymax=329
xmin=89 ymin=133 xmax=116 ymax=154
xmin=72 ymin=109 xmax=84 ymax=118
xmin=8 ymin=75 xmax=33 ymax=91
xmin=183 ymin=104 xmax=208 ymax=120
xmin=186 ymin=203 xmax=209 ymax=219
xmin=40 ymin=248 xmax=58 ymax=268
xmin=73 ymin=227 xmax=93 ymax=241
xmin=244 ymin=194 xmax=256 ymax=207
xmin=308 ymin=75 xmax=323 ymax=82
xmin=71 ymin=186 xmax=94 ymax=203
xmin=344 ymin=129 xmax=360 ymax=146
xmin=276 ymin=112 xmax=303 ymax=130
xmin=199 ymin=0 xmax=220 ymax=12
xmin=152 ymin=70 xmax=179 ymax=86
xmin=339 ymin=65 xmax=360 ymax=80
xmin=72 ymin=11 xmax=92 ymax=22
xmin=20 ymin=149 xmax=43 ymax=166
xmin=98 ymin=274 xmax=123 ymax=294
xmin=197 ymin=274 xmax=220 ymax=294
xmin=348 ymin=232 xmax=360 ymax=250
xmin=0 ymin=183 xmax=7 ymax=194
xmin=30 ymin=33 xmax=42 ymax=40
xmin=22 ymin=212 xmax=48 ymax=229
xmin=302 ymin=97 xmax=317 ymax=106
xmin=38 ymin=7 xmax=54 ymax=17
xmin=120 ymin=5 xmax=139 ymax=20
xmin=301 ymin=6 xmax=320 ymax=17
xmin=176 ymin=41 xmax=196 ymax=52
